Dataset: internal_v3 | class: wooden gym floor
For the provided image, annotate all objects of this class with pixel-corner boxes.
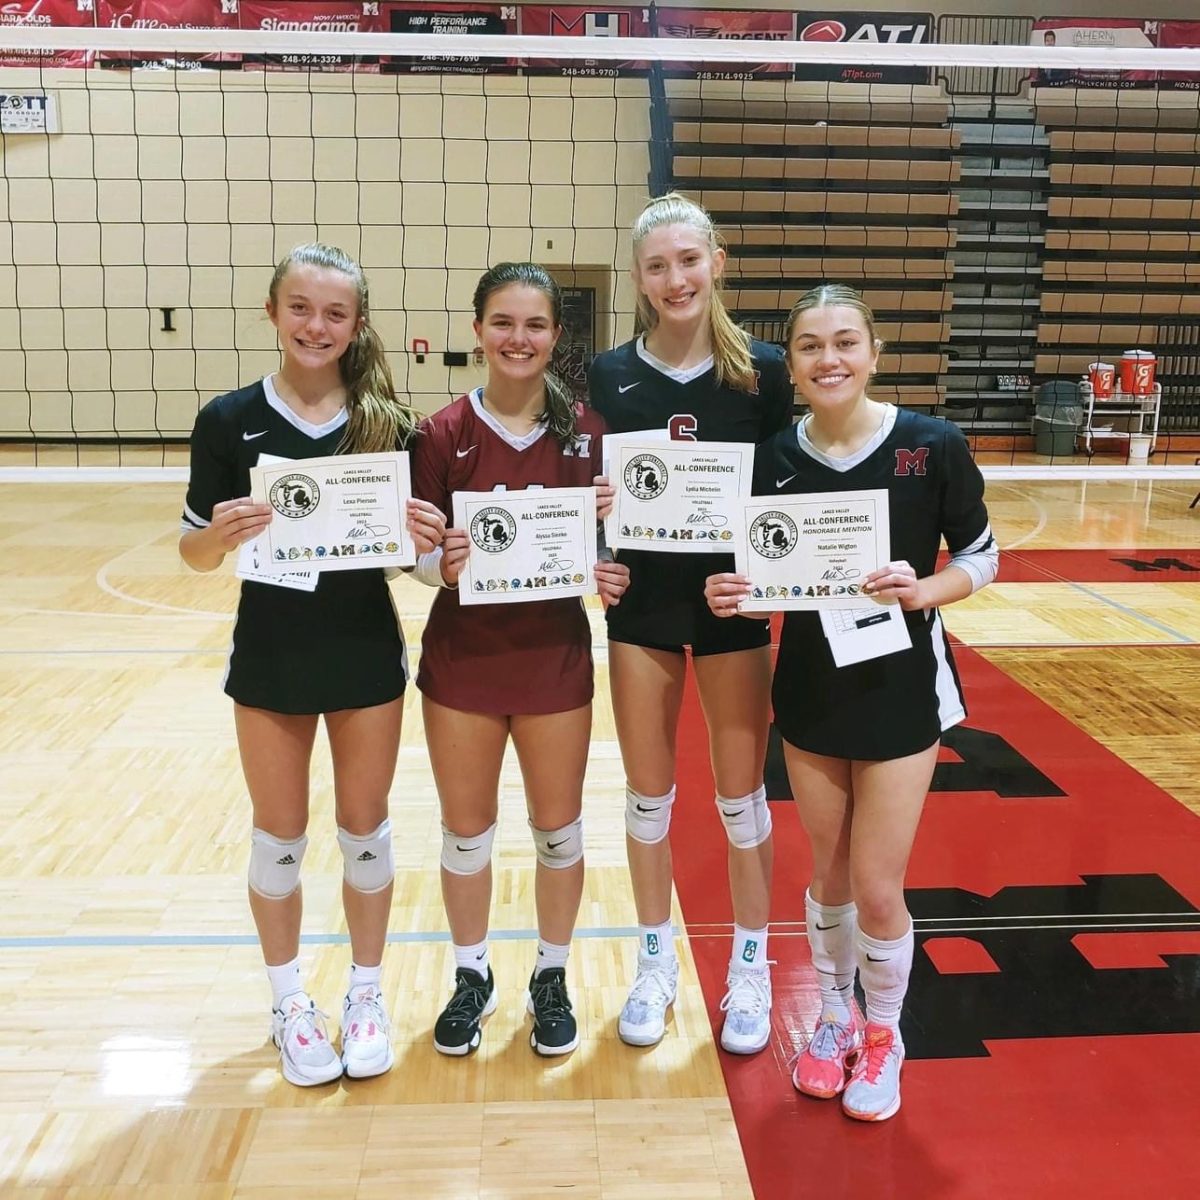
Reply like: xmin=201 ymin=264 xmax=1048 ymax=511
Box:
xmin=0 ymin=472 xmax=1197 ymax=1198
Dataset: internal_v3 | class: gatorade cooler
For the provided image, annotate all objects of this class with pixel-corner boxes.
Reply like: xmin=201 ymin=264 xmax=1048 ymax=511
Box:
xmin=1120 ymin=350 xmax=1156 ymax=395
xmin=1087 ymin=361 xmax=1116 ymax=397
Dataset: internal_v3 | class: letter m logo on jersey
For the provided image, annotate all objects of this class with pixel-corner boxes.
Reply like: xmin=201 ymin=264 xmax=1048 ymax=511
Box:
xmin=895 ymin=447 xmax=929 ymax=476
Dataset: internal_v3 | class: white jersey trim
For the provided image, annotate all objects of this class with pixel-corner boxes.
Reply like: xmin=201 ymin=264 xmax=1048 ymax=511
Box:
xmin=181 ymin=502 xmax=210 ymax=531
xmin=795 ymin=404 xmax=898 ymax=471
xmin=948 ymin=525 xmax=999 ymax=593
xmin=468 ymin=388 xmax=548 ymax=453
xmin=263 ymin=374 xmax=349 ymax=440
xmin=929 ymin=609 xmax=966 ymax=732
xmin=636 ymin=335 xmax=714 ymax=385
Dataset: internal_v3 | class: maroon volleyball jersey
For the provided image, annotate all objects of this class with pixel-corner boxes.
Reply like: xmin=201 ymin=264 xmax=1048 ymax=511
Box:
xmin=411 ymin=390 xmax=607 ymax=715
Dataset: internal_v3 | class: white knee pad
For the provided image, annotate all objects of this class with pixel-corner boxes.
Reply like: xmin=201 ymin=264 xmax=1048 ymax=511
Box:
xmin=530 ymin=817 xmax=583 ymax=869
xmin=337 ymin=819 xmax=395 ymax=894
xmin=248 ymin=828 xmax=308 ymax=899
xmin=716 ymin=786 xmax=772 ymax=849
xmin=440 ymin=822 xmax=496 ymax=876
xmin=625 ymin=784 xmax=675 ymax=845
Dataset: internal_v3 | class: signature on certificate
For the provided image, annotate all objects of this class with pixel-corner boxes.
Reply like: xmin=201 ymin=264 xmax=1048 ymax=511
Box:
xmin=539 ymin=557 xmax=575 ymax=573
xmin=345 ymin=523 xmax=391 ymax=539
xmin=685 ymin=511 xmax=727 ymax=528
xmin=821 ymin=567 xmax=861 ymax=582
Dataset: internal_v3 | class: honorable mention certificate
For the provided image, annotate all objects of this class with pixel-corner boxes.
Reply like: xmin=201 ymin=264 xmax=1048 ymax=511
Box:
xmin=734 ymin=489 xmax=891 ymax=610
xmin=249 ymin=451 xmax=415 ymax=572
xmin=606 ymin=439 xmax=754 ymax=553
xmin=455 ymin=487 xmax=598 ymax=606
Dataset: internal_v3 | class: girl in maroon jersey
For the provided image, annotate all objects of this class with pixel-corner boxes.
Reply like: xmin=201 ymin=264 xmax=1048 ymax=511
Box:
xmin=410 ymin=262 xmax=628 ymax=1057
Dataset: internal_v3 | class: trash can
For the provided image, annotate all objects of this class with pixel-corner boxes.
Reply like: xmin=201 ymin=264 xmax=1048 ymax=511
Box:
xmin=1033 ymin=382 xmax=1082 ymax=457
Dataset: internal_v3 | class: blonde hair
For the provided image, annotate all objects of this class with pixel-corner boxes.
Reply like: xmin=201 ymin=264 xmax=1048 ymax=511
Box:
xmin=268 ymin=243 xmax=419 ymax=453
xmin=631 ymin=192 xmax=757 ymax=393
xmin=783 ymin=284 xmax=884 ymax=354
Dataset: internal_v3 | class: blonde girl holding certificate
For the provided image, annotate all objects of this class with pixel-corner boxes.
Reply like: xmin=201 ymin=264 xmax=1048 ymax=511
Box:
xmin=705 ymin=285 xmax=998 ymax=1121
xmin=179 ymin=244 xmax=445 ymax=1087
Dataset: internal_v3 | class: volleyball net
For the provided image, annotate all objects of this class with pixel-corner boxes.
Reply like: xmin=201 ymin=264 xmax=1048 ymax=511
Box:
xmin=3 ymin=8 xmax=1200 ymax=469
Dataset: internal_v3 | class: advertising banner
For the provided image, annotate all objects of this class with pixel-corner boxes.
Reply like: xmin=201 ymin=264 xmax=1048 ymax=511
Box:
xmin=96 ymin=0 xmax=241 ymax=69
xmin=1158 ymin=21 xmax=1200 ymax=91
xmin=1030 ymin=19 xmax=1157 ymax=89
xmin=0 ymin=0 xmax=94 ymax=69
xmin=655 ymin=7 xmax=795 ymax=81
xmin=794 ymin=12 xmax=931 ymax=84
xmin=382 ymin=2 xmax=518 ymax=74
xmin=520 ymin=6 xmax=649 ymax=76
xmin=240 ymin=2 xmax=386 ymax=71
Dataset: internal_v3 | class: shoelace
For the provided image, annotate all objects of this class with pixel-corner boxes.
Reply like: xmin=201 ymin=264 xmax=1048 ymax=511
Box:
xmin=443 ymin=971 xmax=491 ymax=1020
xmin=719 ymin=963 xmax=775 ymax=1016
xmin=344 ymin=989 xmax=388 ymax=1035
xmin=805 ymin=1015 xmax=857 ymax=1061
xmin=529 ymin=971 xmax=573 ymax=1021
xmin=282 ymin=1001 xmax=331 ymax=1045
xmin=627 ymin=961 xmax=676 ymax=1007
xmin=853 ymin=1030 xmax=895 ymax=1084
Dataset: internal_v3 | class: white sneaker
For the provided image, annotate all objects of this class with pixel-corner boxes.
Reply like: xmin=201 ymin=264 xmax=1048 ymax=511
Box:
xmin=842 ymin=1023 xmax=905 ymax=1121
xmin=341 ymin=984 xmax=394 ymax=1079
xmin=719 ymin=963 xmax=773 ymax=1055
xmin=618 ymin=955 xmax=679 ymax=1047
xmin=271 ymin=995 xmax=343 ymax=1087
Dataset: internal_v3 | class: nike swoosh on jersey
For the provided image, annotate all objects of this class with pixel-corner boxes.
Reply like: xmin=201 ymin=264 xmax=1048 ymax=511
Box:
xmin=456 ymin=446 xmax=477 ymax=458
xmin=243 ymin=430 xmax=269 ymax=441
xmin=617 ymin=382 xmax=640 ymax=393
xmin=776 ymin=474 xmax=797 ymax=488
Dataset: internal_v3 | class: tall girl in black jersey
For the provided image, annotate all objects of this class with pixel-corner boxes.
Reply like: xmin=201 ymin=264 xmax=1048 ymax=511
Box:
xmin=589 ymin=194 xmax=794 ymax=1055
xmin=179 ymin=244 xmax=445 ymax=1088
xmin=706 ymin=285 xmax=998 ymax=1120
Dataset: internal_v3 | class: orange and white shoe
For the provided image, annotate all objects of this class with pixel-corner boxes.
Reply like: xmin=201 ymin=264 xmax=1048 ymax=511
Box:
xmin=842 ymin=1022 xmax=904 ymax=1121
xmin=791 ymin=1003 xmax=865 ymax=1098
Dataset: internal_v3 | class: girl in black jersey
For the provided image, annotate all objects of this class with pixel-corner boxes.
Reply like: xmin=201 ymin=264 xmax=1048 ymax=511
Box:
xmin=589 ymin=194 xmax=793 ymax=1055
xmin=706 ymin=286 xmax=998 ymax=1121
xmin=179 ymin=245 xmax=445 ymax=1088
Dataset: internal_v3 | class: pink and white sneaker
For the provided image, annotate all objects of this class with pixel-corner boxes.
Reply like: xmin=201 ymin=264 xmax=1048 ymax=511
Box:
xmin=842 ymin=1022 xmax=905 ymax=1121
xmin=270 ymin=995 xmax=343 ymax=1087
xmin=791 ymin=1003 xmax=865 ymax=1099
xmin=341 ymin=984 xmax=394 ymax=1079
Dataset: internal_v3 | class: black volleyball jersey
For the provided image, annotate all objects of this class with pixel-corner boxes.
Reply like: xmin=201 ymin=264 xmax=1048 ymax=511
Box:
xmin=752 ymin=406 xmax=992 ymax=581
xmin=182 ymin=376 xmax=352 ymax=529
xmin=589 ymin=336 xmax=794 ymax=642
xmin=182 ymin=376 xmax=409 ymax=714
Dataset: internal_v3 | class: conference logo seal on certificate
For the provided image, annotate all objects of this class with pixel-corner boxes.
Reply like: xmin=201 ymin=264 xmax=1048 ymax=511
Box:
xmin=248 ymin=451 xmax=415 ymax=571
xmin=734 ymin=489 xmax=891 ymax=610
xmin=606 ymin=439 xmax=753 ymax=553
xmin=454 ymin=486 xmax=597 ymax=606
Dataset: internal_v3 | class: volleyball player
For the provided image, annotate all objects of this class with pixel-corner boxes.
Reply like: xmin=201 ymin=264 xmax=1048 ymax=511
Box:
xmin=411 ymin=262 xmax=629 ymax=1057
xmin=179 ymin=244 xmax=445 ymax=1086
xmin=705 ymin=284 xmax=998 ymax=1119
xmin=589 ymin=194 xmax=794 ymax=1054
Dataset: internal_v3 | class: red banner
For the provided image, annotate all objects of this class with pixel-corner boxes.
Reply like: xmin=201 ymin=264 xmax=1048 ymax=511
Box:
xmin=795 ymin=11 xmax=931 ymax=84
xmin=240 ymin=2 xmax=386 ymax=71
xmin=1031 ymin=19 xmax=1157 ymax=89
xmin=96 ymin=0 xmax=241 ymax=69
xmin=1158 ymin=21 xmax=1200 ymax=91
xmin=381 ymin=2 xmax=518 ymax=74
xmin=0 ymin=0 xmax=95 ymax=68
xmin=655 ymin=7 xmax=795 ymax=80
xmin=519 ymin=6 xmax=649 ymax=76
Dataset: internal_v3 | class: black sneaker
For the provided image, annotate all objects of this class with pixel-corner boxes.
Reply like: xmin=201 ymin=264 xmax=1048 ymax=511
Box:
xmin=526 ymin=967 xmax=579 ymax=1056
xmin=433 ymin=967 xmax=496 ymax=1057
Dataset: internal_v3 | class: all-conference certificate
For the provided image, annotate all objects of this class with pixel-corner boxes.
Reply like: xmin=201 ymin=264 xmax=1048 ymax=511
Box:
xmin=249 ymin=451 xmax=415 ymax=572
xmin=734 ymin=489 xmax=891 ymax=610
xmin=455 ymin=487 xmax=598 ymax=606
xmin=606 ymin=439 xmax=754 ymax=553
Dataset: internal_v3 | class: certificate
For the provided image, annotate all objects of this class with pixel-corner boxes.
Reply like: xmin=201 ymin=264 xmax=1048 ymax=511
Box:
xmin=454 ymin=487 xmax=597 ymax=606
xmin=606 ymin=439 xmax=754 ymax=553
xmin=237 ymin=452 xmax=316 ymax=590
xmin=734 ymin=489 xmax=891 ymax=610
xmin=249 ymin=451 xmax=414 ymax=572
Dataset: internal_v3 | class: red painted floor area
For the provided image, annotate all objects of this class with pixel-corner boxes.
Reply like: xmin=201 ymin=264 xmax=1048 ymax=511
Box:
xmin=669 ymin=645 xmax=1200 ymax=1200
